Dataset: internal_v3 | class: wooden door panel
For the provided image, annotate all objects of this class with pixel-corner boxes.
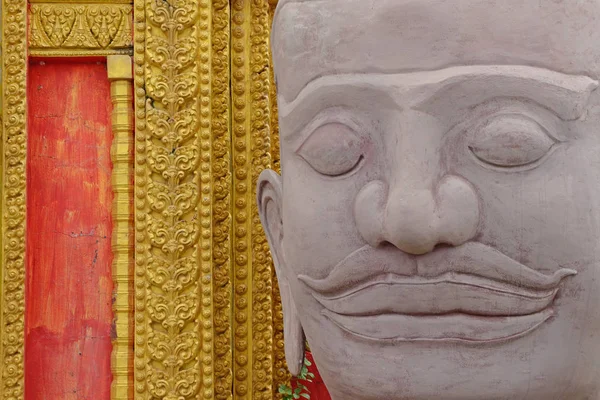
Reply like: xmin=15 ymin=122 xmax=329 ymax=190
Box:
xmin=25 ymin=61 xmax=114 ymax=400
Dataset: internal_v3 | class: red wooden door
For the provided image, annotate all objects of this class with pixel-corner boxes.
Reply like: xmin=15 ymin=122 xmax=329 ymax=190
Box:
xmin=25 ymin=60 xmax=114 ymax=400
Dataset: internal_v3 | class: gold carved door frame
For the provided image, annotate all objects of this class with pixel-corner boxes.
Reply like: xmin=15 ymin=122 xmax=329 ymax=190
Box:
xmin=1 ymin=0 xmax=286 ymax=399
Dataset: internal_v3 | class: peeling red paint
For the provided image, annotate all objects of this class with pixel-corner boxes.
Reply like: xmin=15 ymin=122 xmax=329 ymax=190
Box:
xmin=26 ymin=61 xmax=114 ymax=400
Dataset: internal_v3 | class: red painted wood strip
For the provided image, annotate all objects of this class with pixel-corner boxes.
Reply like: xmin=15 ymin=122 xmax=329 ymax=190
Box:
xmin=26 ymin=61 xmax=114 ymax=400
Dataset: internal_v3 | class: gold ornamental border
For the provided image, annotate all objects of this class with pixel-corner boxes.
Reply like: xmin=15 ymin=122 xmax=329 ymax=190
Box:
xmin=107 ymin=54 xmax=135 ymax=399
xmin=28 ymin=3 xmax=133 ymax=56
xmin=134 ymin=0 xmax=285 ymax=399
xmin=2 ymin=0 xmax=286 ymax=398
xmin=2 ymin=0 xmax=28 ymax=397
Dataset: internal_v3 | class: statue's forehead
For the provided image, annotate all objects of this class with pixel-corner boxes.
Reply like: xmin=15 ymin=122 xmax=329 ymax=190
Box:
xmin=272 ymin=0 xmax=600 ymax=103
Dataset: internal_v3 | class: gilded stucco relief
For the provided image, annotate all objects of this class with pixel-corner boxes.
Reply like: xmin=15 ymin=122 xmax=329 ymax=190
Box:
xmin=1 ymin=0 xmax=27 ymax=396
xmin=134 ymin=0 xmax=283 ymax=398
xmin=29 ymin=3 xmax=133 ymax=56
xmin=133 ymin=0 xmax=205 ymax=396
xmin=2 ymin=0 xmax=284 ymax=398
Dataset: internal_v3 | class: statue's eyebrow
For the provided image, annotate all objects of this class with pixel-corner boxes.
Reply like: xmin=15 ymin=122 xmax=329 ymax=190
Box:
xmin=410 ymin=65 xmax=599 ymax=122
xmin=280 ymin=66 xmax=599 ymax=128
xmin=278 ymin=81 xmax=399 ymax=139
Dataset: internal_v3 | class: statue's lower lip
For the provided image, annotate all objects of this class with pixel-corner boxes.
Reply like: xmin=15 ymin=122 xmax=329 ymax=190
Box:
xmin=322 ymin=308 xmax=554 ymax=343
xmin=311 ymin=273 xmax=560 ymax=317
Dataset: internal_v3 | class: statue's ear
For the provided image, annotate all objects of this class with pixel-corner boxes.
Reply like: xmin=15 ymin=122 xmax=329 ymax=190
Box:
xmin=257 ymin=170 xmax=305 ymax=376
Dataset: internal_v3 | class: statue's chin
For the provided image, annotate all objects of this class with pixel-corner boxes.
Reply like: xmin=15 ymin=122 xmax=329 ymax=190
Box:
xmin=298 ymin=293 xmax=600 ymax=400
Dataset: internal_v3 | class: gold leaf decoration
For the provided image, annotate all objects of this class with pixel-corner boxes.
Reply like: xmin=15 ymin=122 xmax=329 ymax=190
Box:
xmin=211 ymin=0 xmax=234 ymax=398
xmin=29 ymin=3 xmax=132 ymax=55
xmin=2 ymin=0 xmax=287 ymax=398
xmin=107 ymin=54 xmax=135 ymax=400
xmin=230 ymin=0 xmax=278 ymax=399
xmin=249 ymin=1 xmax=275 ymax=399
xmin=134 ymin=0 xmax=214 ymax=398
xmin=1 ymin=0 xmax=27 ymax=397
xmin=87 ymin=6 xmax=123 ymax=47
xmin=135 ymin=0 xmax=282 ymax=398
xmin=231 ymin=0 xmax=252 ymax=397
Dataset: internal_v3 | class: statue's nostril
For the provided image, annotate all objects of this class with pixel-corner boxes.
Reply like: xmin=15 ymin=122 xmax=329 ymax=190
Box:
xmin=436 ymin=175 xmax=481 ymax=246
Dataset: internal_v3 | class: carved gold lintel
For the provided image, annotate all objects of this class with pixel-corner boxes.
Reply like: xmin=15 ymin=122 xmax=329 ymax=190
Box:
xmin=29 ymin=3 xmax=133 ymax=56
xmin=108 ymin=54 xmax=134 ymax=400
xmin=30 ymin=0 xmax=132 ymax=4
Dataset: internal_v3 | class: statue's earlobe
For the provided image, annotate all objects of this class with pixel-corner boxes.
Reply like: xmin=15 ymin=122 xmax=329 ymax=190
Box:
xmin=279 ymin=278 xmax=305 ymax=377
xmin=257 ymin=170 xmax=305 ymax=376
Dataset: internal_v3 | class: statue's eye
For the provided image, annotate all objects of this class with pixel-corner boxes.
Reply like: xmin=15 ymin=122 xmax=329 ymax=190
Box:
xmin=298 ymin=123 xmax=364 ymax=177
xmin=468 ymin=114 xmax=556 ymax=168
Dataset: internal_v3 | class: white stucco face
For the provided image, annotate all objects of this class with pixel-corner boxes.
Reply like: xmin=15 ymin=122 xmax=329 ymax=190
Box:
xmin=258 ymin=1 xmax=600 ymax=399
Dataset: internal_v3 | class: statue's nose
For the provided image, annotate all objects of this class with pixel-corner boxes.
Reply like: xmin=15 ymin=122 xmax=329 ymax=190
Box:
xmin=354 ymin=175 xmax=480 ymax=255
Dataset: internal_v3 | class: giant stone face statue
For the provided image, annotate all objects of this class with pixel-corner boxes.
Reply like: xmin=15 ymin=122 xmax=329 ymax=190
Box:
xmin=257 ymin=1 xmax=600 ymax=399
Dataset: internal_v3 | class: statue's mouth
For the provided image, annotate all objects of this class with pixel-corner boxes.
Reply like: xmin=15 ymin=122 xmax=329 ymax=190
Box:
xmin=299 ymin=242 xmax=576 ymax=343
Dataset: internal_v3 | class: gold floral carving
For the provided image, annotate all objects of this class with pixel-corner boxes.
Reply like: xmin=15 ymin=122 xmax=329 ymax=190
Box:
xmin=29 ymin=3 xmax=133 ymax=56
xmin=134 ymin=0 xmax=218 ymax=397
xmin=1 ymin=0 xmax=286 ymax=397
xmin=136 ymin=0 xmax=284 ymax=398
xmin=29 ymin=0 xmax=131 ymax=3
xmin=1 ymin=0 xmax=27 ymax=397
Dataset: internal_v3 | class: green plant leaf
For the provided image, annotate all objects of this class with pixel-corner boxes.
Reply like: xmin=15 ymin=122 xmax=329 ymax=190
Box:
xmin=300 ymin=365 xmax=309 ymax=377
xmin=279 ymin=384 xmax=293 ymax=395
xmin=279 ymin=355 xmax=313 ymax=400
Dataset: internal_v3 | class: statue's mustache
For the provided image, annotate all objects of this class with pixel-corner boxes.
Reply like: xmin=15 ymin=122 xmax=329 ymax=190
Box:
xmin=299 ymin=242 xmax=577 ymax=295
